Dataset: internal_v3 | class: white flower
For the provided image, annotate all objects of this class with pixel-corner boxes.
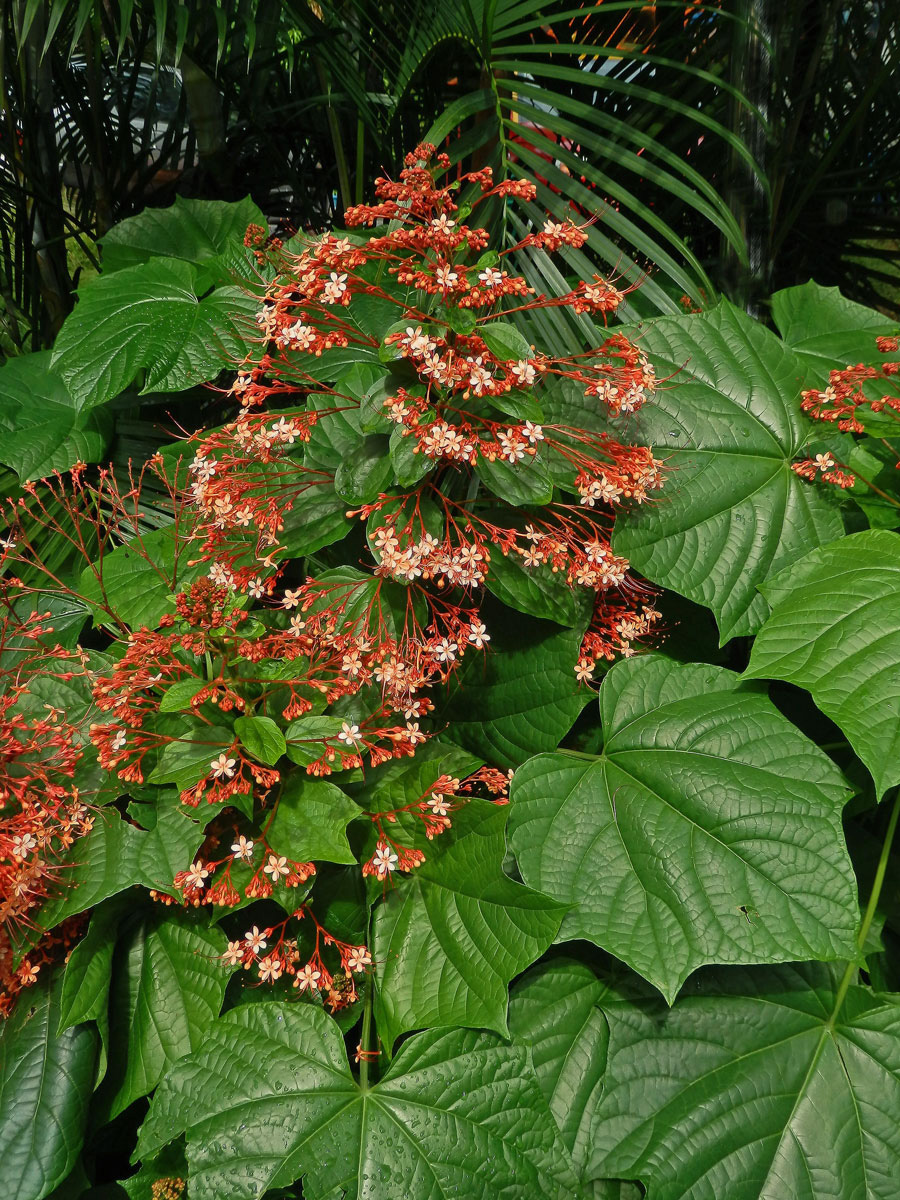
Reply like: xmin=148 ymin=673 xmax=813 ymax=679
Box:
xmin=467 ymin=622 xmax=490 ymax=649
xmin=185 ymin=861 xmax=209 ymax=888
xmin=258 ymin=955 xmax=283 ymax=983
xmin=10 ymin=833 xmax=36 ymax=860
xmin=339 ymin=722 xmax=361 ymax=746
xmin=231 ymin=835 xmax=254 ymax=862
xmin=244 ymin=926 xmax=268 ymax=955
xmin=263 ymin=854 xmax=290 ymax=880
xmin=223 ymin=940 xmax=244 ymax=966
xmin=435 ymin=638 xmax=457 ymax=664
xmin=346 ymin=945 xmax=372 ymax=972
xmin=210 ymin=753 xmax=237 ymax=780
xmin=294 ymin=963 xmax=322 ymax=992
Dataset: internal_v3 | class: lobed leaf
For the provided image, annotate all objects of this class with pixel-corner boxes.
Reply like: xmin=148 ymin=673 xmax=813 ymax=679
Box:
xmin=508 ymin=655 xmax=858 ymax=1000
xmin=266 ymin=775 xmax=360 ymax=865
xmin=99 ymin=910 xmax=227 ymax=1119
xmin=136 ymin=1004 xmax=579 ymax=1199
xmin=591 ymin=963 xmax=900 ymax=1199
xmin=51 ymin=259 xmax=257 ymax=411
xmin=373 ymin=800 xmax=567 ymax=1046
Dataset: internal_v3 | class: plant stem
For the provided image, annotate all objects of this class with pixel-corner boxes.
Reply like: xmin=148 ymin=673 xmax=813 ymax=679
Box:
xmin=829 ymin=787 xmax=900 ymax=1025
xmin=359 ymin=977 xmax=375 ymax=1089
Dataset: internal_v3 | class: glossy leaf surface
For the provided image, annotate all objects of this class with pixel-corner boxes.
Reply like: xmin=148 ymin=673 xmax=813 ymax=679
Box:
xmin=591 ymin=963 xmax=900 ymax=1199
xmin=746 ymin=529 xmax=900 ymax=797
xmin=509 ymin=655 xmax=858 ymax=1000
xmin=137 ymin=1004 xmax=579 ymax=1199
xmin=373 ymin=800 xmax=567 ymax=1045
xmin=613 ymin=302 xmax=842 ymax=640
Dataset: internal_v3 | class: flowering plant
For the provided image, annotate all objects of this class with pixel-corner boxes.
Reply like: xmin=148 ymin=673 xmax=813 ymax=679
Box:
xmin=4 ymin=167 xmax=900 ymax=1200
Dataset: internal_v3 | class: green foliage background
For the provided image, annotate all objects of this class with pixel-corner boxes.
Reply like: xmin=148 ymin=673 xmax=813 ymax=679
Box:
xmin=2 ymin=5 xmax=900 ymax=1199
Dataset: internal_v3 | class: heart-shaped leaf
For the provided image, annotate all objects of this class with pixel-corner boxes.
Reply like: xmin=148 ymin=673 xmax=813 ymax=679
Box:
xmin=612 ymin=301 xmax=843 ymax=640
xmin=508 ymin=655 xmax=858 ymax=1000
xmin=101 ymin=195 xmax=264 ymax=274
xmin=51 ymin=259 xmax=257 ymax=410
xmin=745 ymin=529 xmax=900 ymax=798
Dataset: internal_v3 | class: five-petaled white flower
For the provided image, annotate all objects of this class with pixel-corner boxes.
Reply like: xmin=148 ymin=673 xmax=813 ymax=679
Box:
xmin=184 ymin=861 xmax=209 ymax=888
xmin=346 ymin=945 xmax=372 ymax=972
xmin=257 ymin=955 xmax=283 ymax=983
xmin=372 ymin=842 xmax=398 ymax=878
xmin=10 ymin=833 xmax=36 ymax=860
xmin=263 ymin=854 xmax=290 ymax=880
xmin=223 ymin=940 xmax=244 ymax=966
xmin=294 ymin=964 xmax=322 ymax=992
xmin=338 ymin=722 xmax=361 ymax=746
xmin=210 ymin=753 xmax=237 ymax=780
xmin=244 ymin=926 xmax=268 ymax=955
xmin=231 ymin=835 xmax=254 ymax=862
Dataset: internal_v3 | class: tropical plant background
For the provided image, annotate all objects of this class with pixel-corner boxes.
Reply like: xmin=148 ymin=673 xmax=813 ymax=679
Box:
xmin=2 ymin=2 xmax=900 ymax=1198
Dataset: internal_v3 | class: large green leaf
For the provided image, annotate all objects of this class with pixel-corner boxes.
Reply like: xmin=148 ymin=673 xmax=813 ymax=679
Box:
xmin=745 ymin=529 xmax=900 ymax=798
xmin=51 ymin=259 xmax=257 ymax=411
xmin=37 ymin=806 xmax=204 ymax=928
xmin=57 ymin=897 xmax=131 ymax=1083
xmin=233 ymin=715 xmax=286 ymax=765
xmin=591 ymin=963 xmax=900 ymax=1199
xmin=508 ymin=655 xmax=858 ymax=1001
xmin=99 ymin=910 xmax=227 ymax=1119
xmin=279 ymin=482 xmax=353 ymax=558
xmin=771 ymin=281 xmax=900 ymax=383
xmin=373 ymin=800 xmax=566 ymax=1046
xmin=0 ymin=971 xmax=98 ymax=1200
xmin=437 ymin=613 xmax=591 ymax=767
xmin=79 ymin=525 xmax=204 ymax=630
xmin=508 ymin=959 xmax=616 ymax=1181
xmin=266 ymin=775 xmax=360 ymax=865
xmin=100 ymin=195 xmax=264 ymax=274
xmin=485 ymin=546 xmax=585 ymax=625
xmin=0 ymin=353 xmax=112 ymax=481
xmin=612 ymin=301 xmax=843 ymax=641
xmin=136 ymin=1004 xmax=579 ymax=1199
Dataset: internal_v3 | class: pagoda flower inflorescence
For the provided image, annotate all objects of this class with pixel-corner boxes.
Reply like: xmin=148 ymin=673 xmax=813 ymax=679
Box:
xmin=186 ymin=142 xmax=665 ymax=686
xmin=0 ymin=142 xmax=666 ymax=1010
xmin=0 ymin=613 xmax=95 ymax=1015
